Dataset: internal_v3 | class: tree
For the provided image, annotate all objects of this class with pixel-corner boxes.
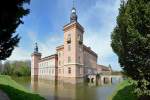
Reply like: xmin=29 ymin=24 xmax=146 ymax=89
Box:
xmin=111 ymin=0 xmax=150 ymax=97
xmin=3 ymin=61 xmax=12 ymax=75
xmin=2 ymin=60 xmax=31 ymax=76
xmin=0 ymin=61 xmax=2 ymax=73
xmin=0 ymin=0 xmax=30 ymax=60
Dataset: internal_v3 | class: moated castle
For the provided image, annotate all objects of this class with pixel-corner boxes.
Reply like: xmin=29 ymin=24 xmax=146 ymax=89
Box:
xmin=31 ymin=5 xmax=111 ymax=83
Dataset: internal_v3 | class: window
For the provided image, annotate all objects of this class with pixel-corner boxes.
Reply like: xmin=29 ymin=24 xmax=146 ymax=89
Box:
xmin=59 ymin=69 xmax=61 ymax=74
xmin=79 ymin=46 xmax=82 ymax=52
xmin=59 ymin=60 xmax=61 ymax=66
xmin=58 ymin=52 xmax=61 ymax=57
xmin=78 ymin=56 xmax=81 ymax=63
xmin=67 ymin=34 xmax=71 ymax=43
xmin=68 ymin=44 xmax=71 ymax=51
xmin=68 ymin=56 xmax=71 ymax=63
xmin=78 ymin=34 xmax=81 ymax=41
xmin=80 ymin=68 xmax=82 ymax=74
xmin=68 ymin=67 xmax=71 ymax=74
xmin=52 ymin=69 xmax=54 ymax=74
xmin=68 ymin=34 xmax=71 ymax=40
xmin=78 ymin=34 xmax=83 ymax=44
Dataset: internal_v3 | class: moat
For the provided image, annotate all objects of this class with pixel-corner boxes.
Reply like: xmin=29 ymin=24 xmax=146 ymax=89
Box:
xmin=12 ymin=77 xmax=122 ymax=100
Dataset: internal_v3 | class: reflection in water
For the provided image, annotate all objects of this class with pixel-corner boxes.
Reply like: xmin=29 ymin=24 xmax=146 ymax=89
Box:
xmin=31 ymin=78 xmax=99 ymax=100
xmin=12 ymin=77 xmax=122 ymax=100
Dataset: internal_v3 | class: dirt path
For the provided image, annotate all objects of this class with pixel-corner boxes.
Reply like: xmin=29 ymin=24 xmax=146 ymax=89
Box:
xmin=0 ymin=89 xmax=10 ymax=100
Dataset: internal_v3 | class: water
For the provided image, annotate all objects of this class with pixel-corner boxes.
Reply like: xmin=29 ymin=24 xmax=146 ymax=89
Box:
xmin=12 ymin=77 xmax=122 ymax=100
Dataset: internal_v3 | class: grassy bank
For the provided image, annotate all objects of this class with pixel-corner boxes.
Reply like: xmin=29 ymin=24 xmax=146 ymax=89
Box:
xmin=0 ymin=75 xmax=45 ymax=100
xmin=109 ymin=80 xmax=138 ymax=100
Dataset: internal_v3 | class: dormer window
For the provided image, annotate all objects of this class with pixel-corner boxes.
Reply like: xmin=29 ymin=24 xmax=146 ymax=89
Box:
xmin=67 ymin=34 xmax=71 ymax=43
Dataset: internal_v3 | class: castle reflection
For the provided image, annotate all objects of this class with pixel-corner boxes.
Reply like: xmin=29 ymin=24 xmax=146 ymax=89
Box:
xmin=31 ymin=77 xmax=122 ymax=100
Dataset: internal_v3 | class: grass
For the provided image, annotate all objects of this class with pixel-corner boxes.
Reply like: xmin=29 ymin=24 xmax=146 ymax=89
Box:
xmin=109 ymin=80 xmax=138 ymax=100
xmin=0 ymin=75 xmax=45 ymax=100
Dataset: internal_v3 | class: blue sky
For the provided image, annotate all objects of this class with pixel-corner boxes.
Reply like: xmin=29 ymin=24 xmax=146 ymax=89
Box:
xmin=8 ymin=0 xmax=122 ymax=71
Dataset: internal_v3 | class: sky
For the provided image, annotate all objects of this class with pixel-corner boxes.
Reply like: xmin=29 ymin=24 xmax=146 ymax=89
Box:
xmin=8 ymin=0 xmax=122 ymax=71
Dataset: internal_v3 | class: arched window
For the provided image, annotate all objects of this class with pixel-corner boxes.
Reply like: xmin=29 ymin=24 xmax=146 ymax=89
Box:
xmin=68 ymin=67 xmax=71 ymax=74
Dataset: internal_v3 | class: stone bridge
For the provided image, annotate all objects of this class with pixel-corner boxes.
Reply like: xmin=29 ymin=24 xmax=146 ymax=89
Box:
xmin=87 ymin=74 xmax=123 ymax=84
xmin=100 ymin=75 xmax=123 ymax=84
xmin=87 ymin=74 xmax=97 ymax=83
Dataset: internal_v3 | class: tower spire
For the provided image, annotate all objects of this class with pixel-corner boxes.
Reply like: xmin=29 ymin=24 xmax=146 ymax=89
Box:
xmin=70 ymin=0 xmax=78 ymax=22
xmin=73 ymin=0 xmax=75 ymax=8
xmin=34 ymin=42 xmax=38 ymax=53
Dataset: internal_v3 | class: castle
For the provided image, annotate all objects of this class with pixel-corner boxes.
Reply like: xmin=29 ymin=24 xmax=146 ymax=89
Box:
xmin=31 ymin=5 xmax=111 ymax=83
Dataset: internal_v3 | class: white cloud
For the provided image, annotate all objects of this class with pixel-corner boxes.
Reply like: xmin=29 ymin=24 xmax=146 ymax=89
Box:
xmin=27 ymin=31 xmax=63 ymax=58
xmin=8 ymin=47 xmax=30 ymax=61
xmin=27 ymin=32 xmax=37 ymax=41
xmin=80 ymin=0 xmax=121 ymax=70
xmin=38 ymin=36 xmax=63 ymax=58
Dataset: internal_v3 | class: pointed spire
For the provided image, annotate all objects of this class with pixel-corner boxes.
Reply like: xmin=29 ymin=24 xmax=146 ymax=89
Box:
xmin=70 ymin=0 xmax=78 ymax=22
xmin=34 ymin=42 xmax=38 ymax=53
xmin=73 ymin=0 xmax=75 ymax=8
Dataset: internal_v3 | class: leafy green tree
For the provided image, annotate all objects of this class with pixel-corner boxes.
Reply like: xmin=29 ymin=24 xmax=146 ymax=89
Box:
xmin=11 ymin=60 xmax=31 ymax=76
xmin=3 ymin=61 xmax=12 ymax=75
xmin=111 ymin=0 xmax=150 ymax=96
xmin=2 ymin=60 xmax=31 ymax=76
xmin=0 ymin=61 xmax=2 ymax=73
xmin=0 ymin=0 xmax=30 ymax=60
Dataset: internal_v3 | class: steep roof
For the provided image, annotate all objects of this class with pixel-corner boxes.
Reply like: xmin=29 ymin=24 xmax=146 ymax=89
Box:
xmin=97 ymin=64 xmax=111 ymax=71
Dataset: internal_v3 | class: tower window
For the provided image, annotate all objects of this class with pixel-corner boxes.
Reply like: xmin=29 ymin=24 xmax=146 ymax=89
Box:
xmin=59 ymin=61 xmax=61 ymax=66
xmin=78 ymin=34 xmax=80 ymax=40
xmin=59 ymin=69 xmax=61 ymax=74
xmin=52 ymin=69 xmax=54 ymax=74
xmin=78 ymin=34 xmax=83 ymax=44
xmin=68 ymin=44 xmax=71 ymax=51
xmin=78 ymin=56 xmax=81 ymax=63
xmin=79 ymin=46 xmax=82 ymax=52
xmin=67 ymin=34 xmax=71 ymax=43
xmin=68 ymin=56 xmax=71 ymax=63
xmin=80 ymin=68 xmax=83 ymax=74
xmin=68 ymin=67 xmax=71 ymax=74
xmin=58 ymin=52 xmax=61 ymax=57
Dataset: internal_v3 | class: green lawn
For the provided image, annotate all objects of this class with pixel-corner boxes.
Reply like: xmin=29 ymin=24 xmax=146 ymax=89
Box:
xmin=109 ymin=80 xmax=138 ymax=100
xmin=0 ymin=75 xmax=45 ymax=100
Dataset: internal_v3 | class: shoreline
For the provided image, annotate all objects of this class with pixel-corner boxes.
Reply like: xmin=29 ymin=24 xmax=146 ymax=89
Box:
xmin=0 ymin=75 xmax=45 ymax=100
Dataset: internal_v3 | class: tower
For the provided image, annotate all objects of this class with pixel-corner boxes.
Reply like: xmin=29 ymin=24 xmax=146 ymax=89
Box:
xmin=63 ymin=1 xmax=84 ymax=81
xmin=31 ymin=43 xmax=41 ymax=79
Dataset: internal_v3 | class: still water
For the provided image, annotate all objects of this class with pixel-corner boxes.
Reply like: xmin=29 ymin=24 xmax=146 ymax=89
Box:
xmin=12 ymin=77 xmax=122 ymax=100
